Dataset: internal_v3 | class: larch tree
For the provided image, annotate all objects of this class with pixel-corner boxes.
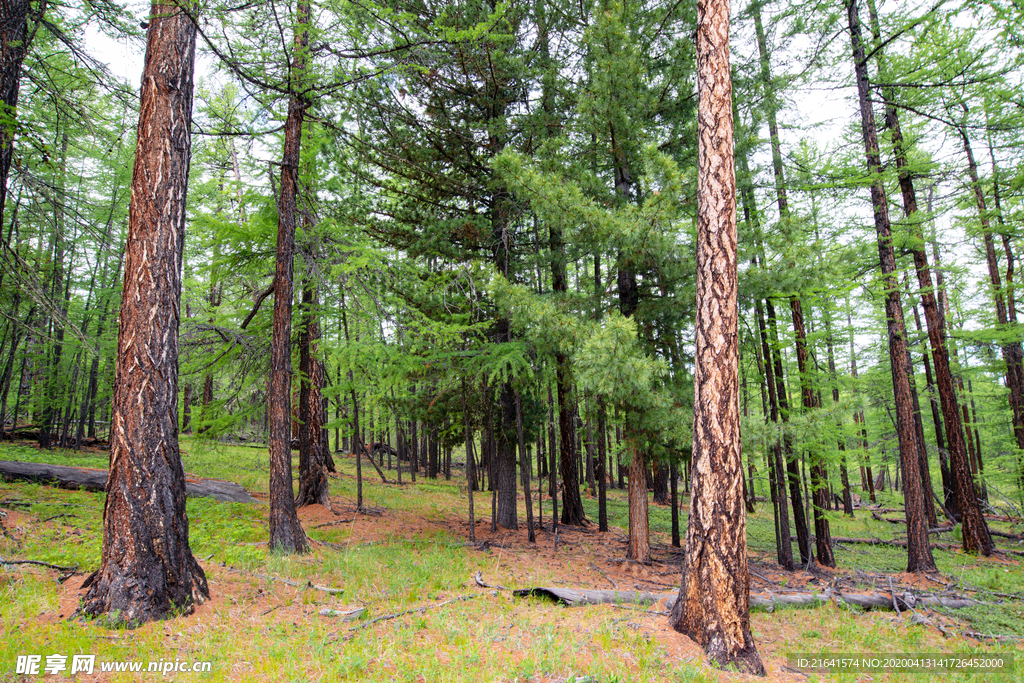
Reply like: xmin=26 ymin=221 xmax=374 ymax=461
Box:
xmin=864 ymin=1 xmax=991 ymax=553
xmin=267 ymin=0 xmax=312 ymax=553
xmin=844 ymin=0 xmax=934 ymax=573
xmin=670 ymin=0 xmax=764 ymax=671
xmin=77 ymin=0 xmax=209 ymax=624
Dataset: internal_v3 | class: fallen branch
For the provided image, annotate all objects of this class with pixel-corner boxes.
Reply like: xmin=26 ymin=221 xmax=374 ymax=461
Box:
xmin=823 ymin=535 xmax=1024 ymax=557
xmin=963 ymin=631 xmax=1024 ymax=641
xmin=219 ymin=565 xmax=344 ymax=595
xmin=472 ymin=571 xmax=508 ymax=591
xmin=1 ymin=558 xmax=78 ymax=572
xmin=589 ymin=562 xmax=618 ymax=589
xmin=358 ymin=447 xmax=389 ymax=484
xmin=312 ymin=518 xmax=355 ymax=529
xmin=349 ymin=594 xmax=479 ymax=632
xmin=319 ymin=607 xmax=365 ymax=621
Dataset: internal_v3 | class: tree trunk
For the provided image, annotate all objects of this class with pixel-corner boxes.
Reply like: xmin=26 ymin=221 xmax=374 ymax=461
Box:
xmin=626 ymin=442 xmax=650 ymax=562
xmin=791 ymin=297 xmax=834 ymax=567
xmin=516 ymin=391 xmax=535 ymax=543
xmin=296 ymin=275 xmax=330 ymax=508
xmin=767 ymin=298 xmax=811 ymax=566
xmin=78 ymin=2 xmax=209 ymax=624
xmin=671 ymin=0 xmax=764 ymax=670
xmin=0 ymin=0 xmax=35 ymax=230
xmin=846 ymin=0 xmax=934 ymax=572
xmin=597 ymin=396 xmax=608 ymax=532
xmin=960 ymin=119 xmax=1024 ymax=506
xmin=494 ymin=379 xmax=518 ymax=530
xmin=754 ymin=297 xmax=793 ymax=570
xmin=822 ymin=303 xmax=854 ymax=517
xmin=463 ymin=378 xmax=475 ymax=542
xmin=266 ymin=0 xmax=311 ymax=553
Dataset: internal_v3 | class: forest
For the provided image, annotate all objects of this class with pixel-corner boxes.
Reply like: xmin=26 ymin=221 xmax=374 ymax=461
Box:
xmin=1 ymin=0 xmax=1024 ymax=678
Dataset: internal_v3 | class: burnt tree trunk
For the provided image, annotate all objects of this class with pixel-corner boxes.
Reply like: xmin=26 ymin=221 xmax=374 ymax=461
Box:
xmin=78 ymin=3 xmax=209 ymax=624
xmin=671 ymin=0 xmax=764 ymax=671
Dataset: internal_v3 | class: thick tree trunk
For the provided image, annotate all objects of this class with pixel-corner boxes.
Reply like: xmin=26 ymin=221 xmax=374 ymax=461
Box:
xmin=846 ymin=0 xmax=934 ymax=572
xmin=671 ymin=0 xmax=764 ymax=671
xmin=550 ymin=218 xmax=585 ymax=525
xmin=78 ymin=3 xmax=209 ymax=624
xmin=463 ymin=378 xmax=475 ymax=542
xmin=597 ymin=396 xmax=608 ymax=532
xmin=266 ymin=0 xmax=311 ymax=553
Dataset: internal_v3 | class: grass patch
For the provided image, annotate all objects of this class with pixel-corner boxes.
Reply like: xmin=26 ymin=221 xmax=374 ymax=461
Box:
xmin=1 ymin=437 xmax=1021 ymax=681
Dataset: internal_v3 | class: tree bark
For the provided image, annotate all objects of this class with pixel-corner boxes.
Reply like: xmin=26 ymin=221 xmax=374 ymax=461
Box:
xmin=78 ymin=2 xmax=209 ymax=624
xmin=671 ymin=0 xmax=764 ymax=670
xmin=845 ymin=0 xmax=934 ymax=572
xmin=791 ymin=297 xmax=834 ymax=567
xmin=626 ymin=441 xmax=650 ymax=562
xmin=266 ymin=0 xmax=311 ymax=553
xmin=767 ymin=298 xmax=811 ymax=565
xmin=296 ymin=274 xmax=330 ymax=508
xmin=959 ymin=119 xmax=1024 ymax=507
xmin=0 ymin=0 xmax=36 ymax=230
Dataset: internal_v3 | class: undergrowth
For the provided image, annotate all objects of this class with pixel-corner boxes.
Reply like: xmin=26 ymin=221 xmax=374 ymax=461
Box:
xmin=1 ymin=437 xmax=1021 ymax=682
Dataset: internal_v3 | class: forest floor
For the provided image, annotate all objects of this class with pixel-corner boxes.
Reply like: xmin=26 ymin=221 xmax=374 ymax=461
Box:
xmin=1 ymin=437 xmax=1023 ymax=682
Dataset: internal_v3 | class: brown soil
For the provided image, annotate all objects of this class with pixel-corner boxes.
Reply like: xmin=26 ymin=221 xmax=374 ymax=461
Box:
xmin=4 ymin=463 xmax=1021 ymax=683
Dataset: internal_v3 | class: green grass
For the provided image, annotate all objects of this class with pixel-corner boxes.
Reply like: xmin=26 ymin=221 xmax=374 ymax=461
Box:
xmin=1 ymin=436 xmax=1023 ymax=682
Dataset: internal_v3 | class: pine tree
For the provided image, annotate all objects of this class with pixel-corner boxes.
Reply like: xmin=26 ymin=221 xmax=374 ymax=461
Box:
xmin=670 ymin=0 xmax=764 ymax=670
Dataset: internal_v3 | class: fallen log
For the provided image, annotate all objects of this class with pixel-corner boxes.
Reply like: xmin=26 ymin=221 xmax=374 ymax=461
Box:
xmin=0 ymin=460 xmax=257 ymax=504
xmin=514 ymin=586 xmax=979 ymax=612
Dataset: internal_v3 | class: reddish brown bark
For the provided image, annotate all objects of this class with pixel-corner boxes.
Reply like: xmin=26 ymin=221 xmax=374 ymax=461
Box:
xmin=959 ymin=121 xmax=1024 ymax=504
xmin=267 ymin=0 xmax=311 ymax=553
xmin=625 ymin=441 xmax=650 ymax=562
xmin=866 ymin=0 xmax=988 ymax=547
xmin=790 ymin=297 xmax=834 ymax=567
xmin=78 ymin=2 xmax=208 ymax=624
xmin=670 ymin=0 xmax=764 ymax=671
xmin=845 ymin=0 xmax=934 ymax=572
xmin=296 ymin=275 xmax=330 ymax=508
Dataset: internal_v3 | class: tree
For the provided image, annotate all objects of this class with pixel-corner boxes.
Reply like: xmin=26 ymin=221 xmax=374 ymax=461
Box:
xmin=844 ymin=0 xmax=934 ymax=573
xmin=670 ymin=0 xmax=764 ymax=671
xmin=267 ymin=0 xmax=311 ymax=553
xmin=77 ymin=0 xmax=208 ymax=624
